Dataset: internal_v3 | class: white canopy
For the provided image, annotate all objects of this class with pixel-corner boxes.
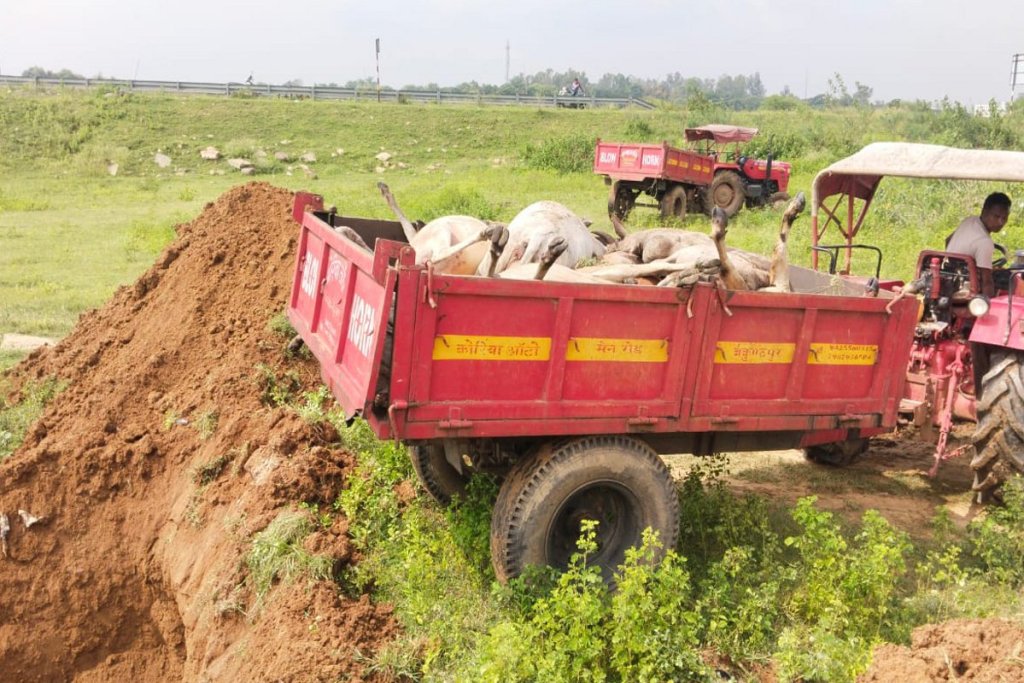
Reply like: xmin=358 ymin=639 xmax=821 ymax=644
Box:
xmin=811 ymin=142 xmax=1024 ymax=216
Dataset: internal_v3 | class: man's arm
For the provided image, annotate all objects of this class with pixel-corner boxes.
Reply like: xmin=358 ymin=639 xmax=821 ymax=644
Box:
xmin=979 ymin=267 xmax=996 ymax=297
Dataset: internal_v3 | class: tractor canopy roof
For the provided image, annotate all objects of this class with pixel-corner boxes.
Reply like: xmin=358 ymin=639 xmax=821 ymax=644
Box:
xmin=684 ymin=124 xmax=758 ymax=144
xmin=810 ymin=142 xmax=1024 ymax=272
xmin=812 ymin=142 xmax=1024 ymax=218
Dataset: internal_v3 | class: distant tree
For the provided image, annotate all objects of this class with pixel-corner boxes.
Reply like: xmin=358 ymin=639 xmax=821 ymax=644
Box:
xmin=852 ymin=81 xmax=873 ymax=107
xmin=282 ymin=79 xmax=304 ymax=87
xmin=21 ymin=66 xmax=84 ymax=79
xmin=760 ymin=94 xmax=805 ymax=111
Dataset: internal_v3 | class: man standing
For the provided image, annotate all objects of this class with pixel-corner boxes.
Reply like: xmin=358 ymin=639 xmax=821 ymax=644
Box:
xmin=946 ymin=192 xmax=1012 ymax=296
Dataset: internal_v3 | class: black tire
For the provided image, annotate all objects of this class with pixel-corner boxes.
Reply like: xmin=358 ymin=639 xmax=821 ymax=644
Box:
xmin=409 ymin=443 xmax=469 ymax=505
xmin=490 ymin=435 xmax=679 ymax=583
xmin=970 ymin=350 xmax=1024 ymax=502
xmin=804 ymin=438 xmax=869 ymax=467
xmin=659 ymin=186 xmax=687 ymax=220
xmin=608 ymin=181 xmax=636 ymax=220
xmin=708 ymin=171 xmax=745 ymax=217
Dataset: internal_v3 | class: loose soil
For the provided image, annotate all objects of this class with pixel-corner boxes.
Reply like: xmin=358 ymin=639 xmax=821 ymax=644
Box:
xmin=0 ymin=182 xmax=1016 ymax=681
xmin=0 ymin=183 xmax=396 ymax=682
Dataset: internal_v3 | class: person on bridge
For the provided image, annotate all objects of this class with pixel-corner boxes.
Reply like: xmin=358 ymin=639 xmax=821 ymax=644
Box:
xmin=946 ymin=192 xmax=1012 ymax=296
xmin=569 ymin=78 xmax=584 ymax=97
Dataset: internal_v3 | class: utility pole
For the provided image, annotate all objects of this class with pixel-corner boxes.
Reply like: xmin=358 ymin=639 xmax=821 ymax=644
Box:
xmin=375 ymin=38 xmax=381 ymax=103
xmin=505 ymin=40 xmax=510 ymax=83
xmin=1012 ymin=53 xmax=1023 ymax=102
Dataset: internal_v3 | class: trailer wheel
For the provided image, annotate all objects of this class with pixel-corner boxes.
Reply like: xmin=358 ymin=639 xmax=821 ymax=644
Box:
xmin=409 ymin=443 xmax=469 ymax=505
xmin=804 ymin=438 xmax=869 ymax=467
xmin=659 ymin=186 xmax=687 ymax=220
xmin=608 ymin=181 xmax=636 ymax=220
xmin=708 ymin=171 xmax=745 ymax=217
xmin=970 ymin=350 xmax=1024 ymax=502
xmin=490 ymin=435 xmax=679 ymax=582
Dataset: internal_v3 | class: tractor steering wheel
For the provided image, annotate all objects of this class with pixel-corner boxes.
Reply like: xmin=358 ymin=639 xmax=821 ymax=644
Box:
xmin=993 ymin=243 xmax=1008 ymax=269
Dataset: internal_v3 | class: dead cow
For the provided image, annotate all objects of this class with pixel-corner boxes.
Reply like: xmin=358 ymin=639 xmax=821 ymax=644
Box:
xmin=377 ymin=182 xmax=502 ymax=275
xmin=480 ymin=200 xmax=608 ymax=275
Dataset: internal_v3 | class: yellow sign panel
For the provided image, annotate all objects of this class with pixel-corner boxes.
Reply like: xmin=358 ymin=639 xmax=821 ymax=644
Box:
xmin=714 ymin=342 xmax=795 ymax=364
xmin=432 ymin=335 xmax=550 ymax=361
xmin=667 ymin=158 xmax=679 ymax=166
xmin=808 ymin=343 xmax=878 ymax=366
xmin=566 ymin=337 xmax=669 ymax=363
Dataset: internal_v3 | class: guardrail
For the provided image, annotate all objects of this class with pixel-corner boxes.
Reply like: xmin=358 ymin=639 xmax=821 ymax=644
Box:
xmin=0 ymin=75 xmax=655 ymax=110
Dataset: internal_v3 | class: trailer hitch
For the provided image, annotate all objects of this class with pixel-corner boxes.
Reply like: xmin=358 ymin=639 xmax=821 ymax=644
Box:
xmin=928 ymin=344 xmax=970 ymax=477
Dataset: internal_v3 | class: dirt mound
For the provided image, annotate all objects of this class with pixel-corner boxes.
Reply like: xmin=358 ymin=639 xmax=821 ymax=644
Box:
xmin=861 ymin=619 xmax=1024 ymax=682
xmin=0 ymin=183 xmax=396 ymax=682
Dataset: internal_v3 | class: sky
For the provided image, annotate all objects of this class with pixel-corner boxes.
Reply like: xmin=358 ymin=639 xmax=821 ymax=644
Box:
xmin=1 ymin=0 xmax=1022 ymax=106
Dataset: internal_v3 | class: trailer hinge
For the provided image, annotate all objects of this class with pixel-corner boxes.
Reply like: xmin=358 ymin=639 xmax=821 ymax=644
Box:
xmin=709 ymin=416 xmax=739 ymax=425
xmin=627 ymin=416 xmax=659 ymax=427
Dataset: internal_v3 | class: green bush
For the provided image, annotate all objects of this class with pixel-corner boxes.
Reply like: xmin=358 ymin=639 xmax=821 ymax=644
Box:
xmin=622 ymin=117 xmax=655 ymax=139
xmin=470 ymin=525 xmax=708 ymax=683
xmin=967 ymin=478 xmax=1024 ymax=586
xmin=421 ymin=185 xmax=503 ymax=222
xmin=521 ymin=133 xmax=596 ymax=174
xmin=774 ymin=499 xmax=909 ymax=683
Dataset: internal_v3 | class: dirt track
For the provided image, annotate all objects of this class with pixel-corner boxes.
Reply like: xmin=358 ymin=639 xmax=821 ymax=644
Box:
xmin=0 ymin=182 xmax=1018 ymax=680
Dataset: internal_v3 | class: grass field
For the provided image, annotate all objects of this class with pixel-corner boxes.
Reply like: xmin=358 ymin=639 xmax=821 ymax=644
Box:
xmin=2 ymin=88 xmax=1022 ymax=359
xmin=4 ymin=87 xmax=1024 ymax=681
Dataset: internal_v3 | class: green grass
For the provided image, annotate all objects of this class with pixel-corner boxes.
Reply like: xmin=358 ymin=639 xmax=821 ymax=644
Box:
xmin=4 ymin=89 xmax=1023 ymax=344
xmin=0 ymin=375 xmax=66 ymax=460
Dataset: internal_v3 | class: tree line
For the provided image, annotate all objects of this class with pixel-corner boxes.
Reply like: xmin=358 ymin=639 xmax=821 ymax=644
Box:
xmin=18 ymin=65 xmax=877 ymax=110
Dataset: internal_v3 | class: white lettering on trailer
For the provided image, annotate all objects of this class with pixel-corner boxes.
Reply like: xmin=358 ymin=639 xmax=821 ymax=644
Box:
xmin=326 ymin=257 xmax=348 ymax=285
xmin=599 ymin=151 xmax=618 ymax=164
xmin=347 ymin=294 xmax=377 ymax=358
xmin=300 ymin=252 xmax=321 ymax=299
xmin=642 ymin=153 xmax=661 ymax=166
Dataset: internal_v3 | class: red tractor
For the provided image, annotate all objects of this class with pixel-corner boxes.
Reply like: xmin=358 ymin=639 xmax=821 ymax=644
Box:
xmin=810 ymin=142 xmax=1024 ymax=501
xmin=594 ymin=124 xmax=791 ymax=220
xmin=686 ymin=124 xmax=792 ymax=217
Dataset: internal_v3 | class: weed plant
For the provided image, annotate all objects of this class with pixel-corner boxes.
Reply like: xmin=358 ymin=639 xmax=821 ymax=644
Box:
xmin=0 ymin=376 xmax=66 ymax=461
xmin=336 ymin=431 xmax=1024 ymax=683
xmin=246 ymin=509 xmax=332 ymax=608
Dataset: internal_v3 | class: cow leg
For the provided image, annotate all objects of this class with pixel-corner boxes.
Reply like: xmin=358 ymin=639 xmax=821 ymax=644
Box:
xmin=430 ymin=224 xmax=505 ymax=274
xmin=535 ymin=236 xmax=569 ymax=281
xmin=376 ymin=182 xmax=420 ymax=243
xmin=484 ymin=225 xmax=510 ymax=278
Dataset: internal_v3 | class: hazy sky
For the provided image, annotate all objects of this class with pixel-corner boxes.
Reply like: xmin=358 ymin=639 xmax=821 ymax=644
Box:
xmin=2 ymin=0 xmax=1022 ymax=105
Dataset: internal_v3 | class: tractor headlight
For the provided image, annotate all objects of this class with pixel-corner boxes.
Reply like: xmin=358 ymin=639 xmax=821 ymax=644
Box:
xmin=968 ymin=295 xmax=990 ymax=317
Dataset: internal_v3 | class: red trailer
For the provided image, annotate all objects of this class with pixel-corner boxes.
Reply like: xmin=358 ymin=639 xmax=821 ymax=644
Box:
xmin=595 ymin=139 xmax=713 ymax=220
xmin=287 ymin=192 xmax=919 ymax=580
xmin=595 ymin=125 xmax=792 ymax=221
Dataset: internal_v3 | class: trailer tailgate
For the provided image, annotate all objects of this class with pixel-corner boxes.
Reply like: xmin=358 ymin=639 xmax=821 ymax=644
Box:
xmin=287 ymin=206 xmax=400 ymax=419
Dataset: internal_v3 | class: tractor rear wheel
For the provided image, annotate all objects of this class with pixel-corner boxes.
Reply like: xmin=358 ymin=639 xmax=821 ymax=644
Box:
xmin=970 ymin=350 xmax=1024 ymax=502
xmin=409 ymin=443 xmax=469 ymax=505
xmin=804 ymin=438 xmax=869 ymax=467
xmin=659 ymin=186 xmax=687 ymax=220
xmin=708 ymin=171 xmax=745 ymax=217
xmin=608 ymin=181 xmax=636 ymax=220
xmin=490 ymin=435 xmax=679 ymax=583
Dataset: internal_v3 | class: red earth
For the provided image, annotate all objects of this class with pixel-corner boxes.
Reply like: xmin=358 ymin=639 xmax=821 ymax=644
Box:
xmin=0 ymin=183 xmax=396 ymax=682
